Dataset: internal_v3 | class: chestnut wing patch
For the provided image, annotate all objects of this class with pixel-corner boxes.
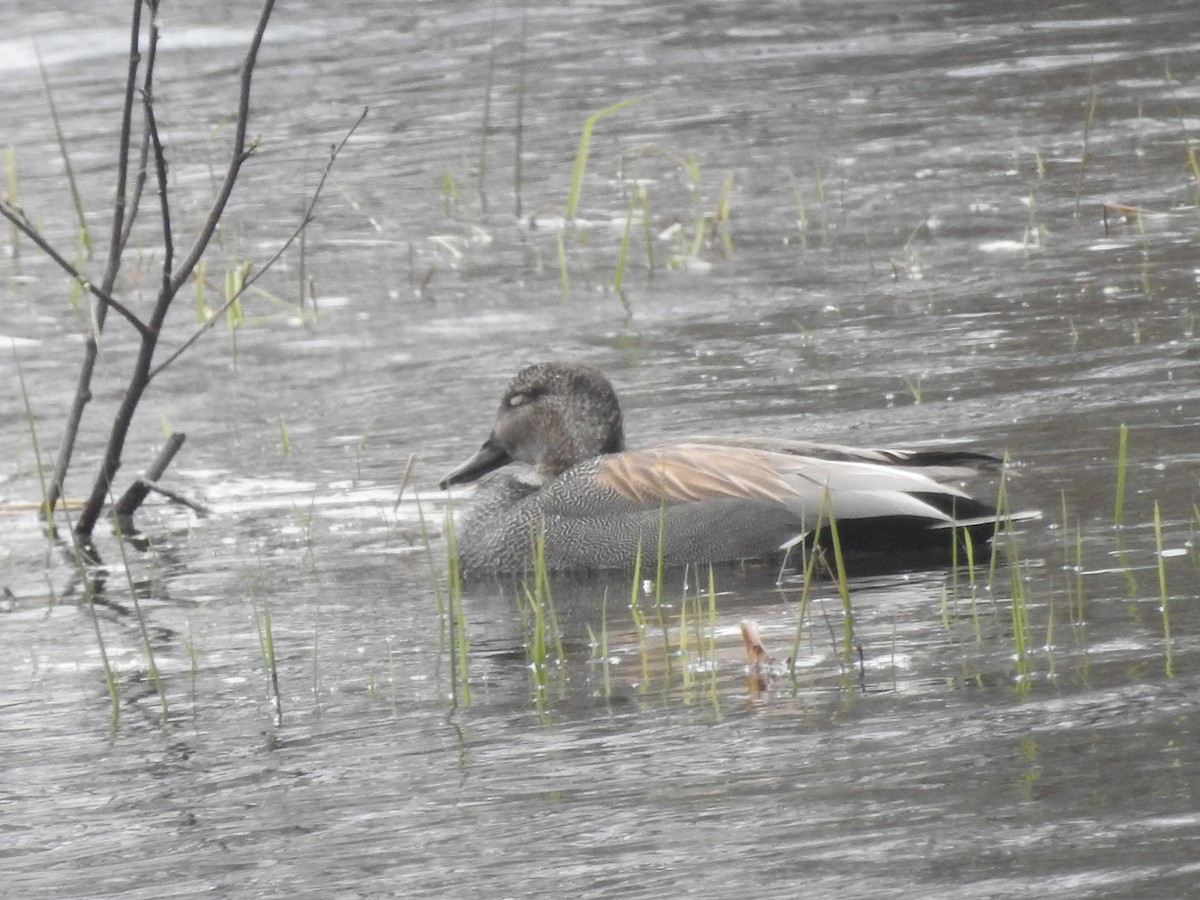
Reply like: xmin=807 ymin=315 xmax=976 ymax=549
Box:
xmin=595 ymin=442 xmax=976 ymax=525
xmin=596 ymin=446 xmax=798 ymax=505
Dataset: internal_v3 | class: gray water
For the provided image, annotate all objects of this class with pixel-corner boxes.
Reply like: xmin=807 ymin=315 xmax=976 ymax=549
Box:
xmin=3 ymin=1 xmax=1199 ymax=897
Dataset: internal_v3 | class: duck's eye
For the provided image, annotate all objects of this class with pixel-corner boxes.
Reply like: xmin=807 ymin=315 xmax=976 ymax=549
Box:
xmin=506 ymin=385 xmax=546 ymax=408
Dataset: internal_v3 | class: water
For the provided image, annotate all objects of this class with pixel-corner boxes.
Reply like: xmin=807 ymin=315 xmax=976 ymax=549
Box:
xmin=3 ymin=1 xmax=1199 ymax=897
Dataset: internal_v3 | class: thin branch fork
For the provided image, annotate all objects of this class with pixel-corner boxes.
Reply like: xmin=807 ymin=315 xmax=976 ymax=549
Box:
xmin=0 ymin=202 xmax=152 ymax=339
xmin=41 ymin=0 xmax=149 ymax=520
xmin=72 ymin=0 xmax=278 ymax=539
xmin=112 ymin=432 xmax=209 ymax=531
xmin=166 ymin=0 xmax=276 ymax=296
xmin=21 ymin=0 xmax=357 ymax=540
xmin=148 ymin=105 xmax=369 ymax=380
xmin=112 ymin=432 xmax=185 ymax=525
xmin=140 ymin=84 xmax=174 ymax=297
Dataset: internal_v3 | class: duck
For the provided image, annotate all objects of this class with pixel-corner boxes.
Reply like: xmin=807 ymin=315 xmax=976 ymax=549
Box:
xmin=439 ymin=361 xmax=1018 ymax=574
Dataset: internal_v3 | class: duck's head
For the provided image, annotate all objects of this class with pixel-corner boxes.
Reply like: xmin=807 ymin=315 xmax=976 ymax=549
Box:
xmin=439 ymin=362 xmax=626 ymax=488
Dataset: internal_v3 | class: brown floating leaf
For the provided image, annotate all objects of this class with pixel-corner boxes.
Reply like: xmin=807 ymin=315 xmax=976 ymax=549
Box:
xmin=739 ymin=619 xmax=774 ymax=668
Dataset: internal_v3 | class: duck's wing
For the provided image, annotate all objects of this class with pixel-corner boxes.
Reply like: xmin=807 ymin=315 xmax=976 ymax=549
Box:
xmin=684 ymin=435 xmax=1002 ymax=481
xmin=515 ymin=444 xmax=1011 ymax=569
xmin=594 ymin=443 xmax=985 ymax=527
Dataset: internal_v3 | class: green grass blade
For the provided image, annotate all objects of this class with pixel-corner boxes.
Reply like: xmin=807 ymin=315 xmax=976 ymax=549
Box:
xmin=565 ymin=96 xmax=643 ymax=220
xmin=1153 ymin=502 xmax=1174 ymax=676
xmin=613 ymin=190 xmax=635 ymax=292
xmin=12 ymin=345 xmax=55 ymax=529
xmin=35 ymin=44 xmax=91 ymax=254
xmin=1113 ymin=423 xmax=1129 ymax=529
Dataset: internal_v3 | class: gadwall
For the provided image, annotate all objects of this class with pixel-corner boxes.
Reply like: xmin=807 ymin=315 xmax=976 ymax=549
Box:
xmin=440 ymin=362 xmax=1015 ymax=574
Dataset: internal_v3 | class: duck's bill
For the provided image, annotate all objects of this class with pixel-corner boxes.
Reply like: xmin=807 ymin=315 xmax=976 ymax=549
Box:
xmin=438 ymin=435 xmax=513 ymax=489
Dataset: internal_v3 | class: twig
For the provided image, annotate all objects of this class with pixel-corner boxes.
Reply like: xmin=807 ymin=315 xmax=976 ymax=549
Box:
xmin=118 ymin=1 xmax=162 ymax=256
xmin=167 ymin=0 xmax=277 ymax=295
xmin=0 ymin=203 xmax=151 ymax=339
xmin=113 ymin=431 xmax=186 ymax=520
xmin=137 ymin=480 xmax=210 ymax=515
xmin=141 ymin=83 xmax=174 ymax=295
xmin=118 ymin=131 xmax=151 ymax=255
xmin=148 ymin=106 xmax=369 ymax=379
xmin=113 ymin=432 xmax=203 ymax=530
xmin=99 ymin=0 xmax=145 ymax=299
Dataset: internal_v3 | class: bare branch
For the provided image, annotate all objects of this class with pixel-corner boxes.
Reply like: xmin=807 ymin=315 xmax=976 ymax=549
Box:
xmin=43 ymin=0 xmax=147 ymax=519
xmin=148 ymin=106 xmax=369 ymax=380
xmin=113 ymin=432 xmax=193 ymax=529
xmin=142 ymin=85 xmax=174 ymax=295
xmin=168 ymin=0 xmax=276 ymax=294
xmin=100 ymin=0 xmax=146 ymax=298
xmin=0 ymin=202 xmax=152 ymax=340
xmin=73 ymin=0 xmax=280 ymax=538
xmin=148 ymin=262 xmax=261 ymax=381
xmin=134 ymin=479 xmax=210 ymax=515
xmin=286 ymin=106 xmax=371 ymax=262
xmin=117 ymin=131 xmax=151 ymax=255
xmin=117 ymin=2 xmax=163 ymax=256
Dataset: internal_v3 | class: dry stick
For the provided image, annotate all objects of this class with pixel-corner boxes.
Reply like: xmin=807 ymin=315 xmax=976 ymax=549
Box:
xmin=74 ymin=0 xmax=277 ymax=539
xmin=148 ymin=105 xmax=369 ymax=380
xmin=135 ymin=481 xmax=210 ymax=515
xmin=40 ymin=0 xmax=148 ymax=521
xmin=112 ymin=432 xmax=191 ymax=527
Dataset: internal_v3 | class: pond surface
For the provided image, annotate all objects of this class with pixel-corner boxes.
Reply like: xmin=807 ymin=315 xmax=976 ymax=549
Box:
xmin=3 ymin=1 xmax=1200 ymax=897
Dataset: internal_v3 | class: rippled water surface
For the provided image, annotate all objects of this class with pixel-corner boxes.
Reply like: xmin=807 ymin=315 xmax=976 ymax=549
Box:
xmin=3 ymin=1 xmax=1199 ymax=897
